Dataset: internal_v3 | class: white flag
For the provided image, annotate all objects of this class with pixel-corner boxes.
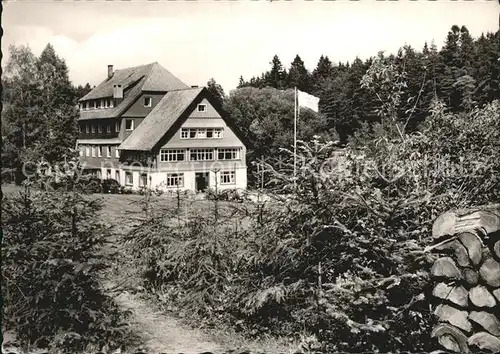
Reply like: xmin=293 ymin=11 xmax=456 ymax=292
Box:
xmin=297 ymin=90 xmax=320 ymax=113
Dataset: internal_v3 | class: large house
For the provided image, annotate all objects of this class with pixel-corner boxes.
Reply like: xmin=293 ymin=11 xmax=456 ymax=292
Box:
xmin=77 ymin=63 xmax=247 ymax=192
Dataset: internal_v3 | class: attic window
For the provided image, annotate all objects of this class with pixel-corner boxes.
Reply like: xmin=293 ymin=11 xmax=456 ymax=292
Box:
xmin=125 ymin=119 xmax=134 ymax=131
xmin=144 ymin=97 xmax=152 ymax=107
xmin=197 ymin=104 xmax=206 ymax=112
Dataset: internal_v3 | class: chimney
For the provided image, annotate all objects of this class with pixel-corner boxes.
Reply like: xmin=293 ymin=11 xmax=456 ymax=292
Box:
xmin=113 ymin=84 xmax=123 ymax=105
xmin=107 ymin=65 xmax=114 ymax=79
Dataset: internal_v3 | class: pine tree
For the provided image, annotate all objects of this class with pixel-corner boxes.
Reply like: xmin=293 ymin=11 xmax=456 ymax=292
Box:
xmin=311 ymin=55 xmax=334 ymax=94
xmin=267 ymin=55 xmax=287 ymax=89
xmin=287 ymin=54 xmax=311 ymax=92
xmin=36 ymin=44 xmax=79 ymax=163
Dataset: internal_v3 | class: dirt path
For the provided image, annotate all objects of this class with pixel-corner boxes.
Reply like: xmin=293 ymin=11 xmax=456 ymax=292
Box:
xmin=98 ymin=194 xmax=297 ymax=354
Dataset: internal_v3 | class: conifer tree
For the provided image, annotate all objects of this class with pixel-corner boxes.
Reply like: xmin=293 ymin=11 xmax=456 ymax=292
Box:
xmin=287 ymin=54 xmax=311 ymax=92
xmin=267 ymin=55 xmax=287 ymax=89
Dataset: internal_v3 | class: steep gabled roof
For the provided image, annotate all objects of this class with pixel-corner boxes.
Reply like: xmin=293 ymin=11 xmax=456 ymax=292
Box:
xmin=78 ymin=62 xmax=189 ymax=120
xmin=79 ymin=76 xmax=146 ymax=121
xmin=119 ymin=88 xmax=203 ymax=151
xmin=80 ymin=62 xmax=188 ymax=101
xmin=119 ymin=87 xmax=247 ymax=152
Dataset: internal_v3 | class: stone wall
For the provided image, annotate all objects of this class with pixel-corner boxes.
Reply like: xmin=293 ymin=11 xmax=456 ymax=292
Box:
xmin=429 ymin=205 xmax=500 ymax=353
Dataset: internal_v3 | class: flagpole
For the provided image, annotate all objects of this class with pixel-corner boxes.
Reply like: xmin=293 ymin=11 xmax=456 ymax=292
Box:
xmin=293 ymin=87 xmax=297 ymax=189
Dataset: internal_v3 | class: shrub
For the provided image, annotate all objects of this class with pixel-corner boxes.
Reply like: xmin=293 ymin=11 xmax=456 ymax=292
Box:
xmin=1 ymin=179 xmax=136 ymax=352
xmin=127 ymin=57 xmax=500 ymax=352
xmin=102 ymin=178 xmax=123 ymax=194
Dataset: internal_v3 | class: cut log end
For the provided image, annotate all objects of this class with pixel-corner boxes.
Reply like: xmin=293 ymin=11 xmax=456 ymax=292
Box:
xmin=468 ymin=332 xmax=500 ymax=352
xmin=434 ymin=304 xmax=472 ymax=333
xmin=458 ymin=232 xmax=483 ymax=266
xmin=464 ymin=267 xmax=479 ymax=287
xmin=479 ymin=257 xmax=500 ymax=287
xmin=431 ymin=257 xmax=463 ymax=280
xmin=469 ymin=285 xmax=497 ymax=308
xmin=433 ymin=283 xmax=469 ymax=307
xmin=469 ymin=311 xmax=500 ymax=336
xmin=431 ymin=323 xmax=470 ymax=353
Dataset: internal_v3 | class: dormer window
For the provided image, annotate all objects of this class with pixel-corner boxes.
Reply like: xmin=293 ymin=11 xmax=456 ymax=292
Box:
xmin=144 ymin=97 xmax=152 ymax=107
xmin=197 ymin=104 xmax=206 ymax=112
xmin=125 ymin=119 xmax=134 ymax=131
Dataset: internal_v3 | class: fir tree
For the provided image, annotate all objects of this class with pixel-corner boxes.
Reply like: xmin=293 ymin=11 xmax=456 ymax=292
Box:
xmin=287 ymin=54 xmax=311 ymax=92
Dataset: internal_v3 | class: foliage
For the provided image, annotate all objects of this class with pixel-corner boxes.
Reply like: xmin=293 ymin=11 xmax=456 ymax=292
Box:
xmin=206 ymin=78 xmax=225 ymax=106
xmin=1 ymin=44 xmax=81 ymax=181
xmin=223 ymin=86 xmax=330 ymax=186
xmin=1 ymin=169 xmax=137 ymax=352
xmin=237 ymin=26 xmax=500 ymax=144
xmin=129 ymin=54 xmax=500 ymax=352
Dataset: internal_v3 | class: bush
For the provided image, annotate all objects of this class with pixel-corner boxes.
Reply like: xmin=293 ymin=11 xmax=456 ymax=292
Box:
xmin=102 ymin=178 xmax=123 ymax=194
xmin=127 ymin=58 xmax=500 ymax=352
xmin=78 ymin=175 xmax=103 ymax=194
xmin=1 ymin=180 xmax=136 ymax=352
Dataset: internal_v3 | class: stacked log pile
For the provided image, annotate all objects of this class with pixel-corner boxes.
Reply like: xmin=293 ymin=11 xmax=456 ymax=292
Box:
xmin=429 ymin=205 xmax=500 ymax=353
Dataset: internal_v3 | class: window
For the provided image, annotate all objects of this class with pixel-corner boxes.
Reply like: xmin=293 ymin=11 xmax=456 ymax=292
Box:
xmin=220 ymin=171 xmax=236 ymax=185
xmin=180 ymin=128 xmax=223 ymax=139
xmin=98 ymin=146 xmax=102 ymax=157
xmin=78 ymin=125 xmax=82 ymax=133
xmin=190 ymin=149 xmax=214 ymax=161
xmin=218 ymin=148 xmax=240 ymax=160
xmin=115 ymin=121 xmax=120 ymax=132
xmin=213 ymin=128 xmax=223 ymax=138
xmin=96 ymin=170 xmax=101 ymax=178
xmin=166 ymin=173 xmax=184 ymax=187
xmin=115 ymin=147 xmax=120 ymax=158
xmin=115 ymin=170 xmax=120 ymax=182
xmin=101 ymin=99 xmax=105 ymax=108
xmin=197 ymin=104 xmax=206 ymax=112
xmin=125 ymin=119 xmax=134 ymax=131
xmin=86 ymin=124 xmax=90 ymax=133
xmin=79 ymin=146 xmax=84 ymax=157
xmin=106 ymin=169 xmax=112 ymax=179
xmin=144 ymin=97 xmax=152 ymax=107
xmin=139 ymin=174 xmax=148 ymax=187
xmin=196 ymin=129 xmax=206 ymax=139
xmin=91 ymin=125 xmax=96 ymax=133
xmin=86 ymin=146 xmax=90 ymax=157
xmin=106 ymin=124 xmax=111 ymax=133
xmin=98 ymin=124 xmax=102 ymax=133
xmin=91 ymin=146 xmax=96 ymax=157
xmin=109 ymin=99 xmax=114 ymax=108
xmin=160 ymin=149 xmax=185 ymax=162
xmin=125 ymin=172 xmax=133 ymax=185
xmin=106 ymin=146 xmax=111 ymax=157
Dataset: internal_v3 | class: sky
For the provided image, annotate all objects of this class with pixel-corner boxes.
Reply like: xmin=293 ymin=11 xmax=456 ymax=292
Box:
xmin=2 ymin=0 xmax=498 ymax=93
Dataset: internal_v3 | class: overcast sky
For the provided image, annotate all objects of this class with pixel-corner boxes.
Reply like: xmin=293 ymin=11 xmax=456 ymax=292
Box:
xmin=3 ymin=0 xmax=498 ymax=92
